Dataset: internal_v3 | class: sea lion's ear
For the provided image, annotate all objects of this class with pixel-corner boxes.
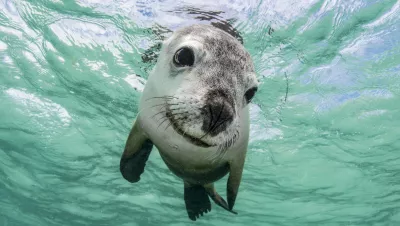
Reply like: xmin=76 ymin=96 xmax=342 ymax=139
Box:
xmin=227 ymin=152 xmax=246 ymax=211
xmin=120 ymin=117 xmax=154 ymax=183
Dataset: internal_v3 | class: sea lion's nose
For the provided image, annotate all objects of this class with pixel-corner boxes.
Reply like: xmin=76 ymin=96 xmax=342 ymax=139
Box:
xmin=201 ymin=94 xmax=234 ymax=137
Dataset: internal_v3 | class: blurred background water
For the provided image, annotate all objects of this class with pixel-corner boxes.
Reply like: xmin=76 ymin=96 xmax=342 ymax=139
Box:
xmin=1 ymin=0 xmax=400 ymax=225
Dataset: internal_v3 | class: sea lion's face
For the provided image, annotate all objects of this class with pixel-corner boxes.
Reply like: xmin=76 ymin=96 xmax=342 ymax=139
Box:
xmin=149 ymin=25 xmax=258 ymax=149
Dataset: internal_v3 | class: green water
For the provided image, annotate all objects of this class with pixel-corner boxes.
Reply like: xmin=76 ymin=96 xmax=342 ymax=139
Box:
xmin=1 ymin=0 xmax=400 ymax=225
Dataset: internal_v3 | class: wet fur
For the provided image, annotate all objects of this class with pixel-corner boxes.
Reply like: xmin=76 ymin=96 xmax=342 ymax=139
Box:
xmin=120 ymin=24 xmax=257 ymax=221
xmin=154 ymin=24 xmax=258 ymax=147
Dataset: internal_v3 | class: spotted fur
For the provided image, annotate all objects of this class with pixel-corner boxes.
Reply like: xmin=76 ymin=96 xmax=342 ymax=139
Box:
xmin=146 ymin=24 xmax=258 ymax=149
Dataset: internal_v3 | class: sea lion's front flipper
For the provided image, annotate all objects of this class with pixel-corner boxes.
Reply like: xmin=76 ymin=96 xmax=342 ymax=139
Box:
xmin=184 ymin=182 xmax=211 ymax=221
xmin=227 ymin=152 xmax=246 ymax=212
xmin=204 ymin=183 xmax=237 ymax=214
xmin=120 ymin=118 xmax=153 ymax=183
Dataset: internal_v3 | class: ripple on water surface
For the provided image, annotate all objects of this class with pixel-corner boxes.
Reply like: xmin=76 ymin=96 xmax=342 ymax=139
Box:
xmin=1 ymin=0 xmax=400 ymax=225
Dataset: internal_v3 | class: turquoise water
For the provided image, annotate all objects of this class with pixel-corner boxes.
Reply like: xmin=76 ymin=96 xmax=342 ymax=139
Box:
xmin=1 ymin=0 xmax=400 ymax=225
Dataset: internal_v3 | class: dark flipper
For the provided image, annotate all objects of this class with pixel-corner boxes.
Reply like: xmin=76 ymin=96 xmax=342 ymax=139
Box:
xmin=120 ymin=139 xmax=153 ymax=183
xmin=227 ymin=153 xmax=246 ymax=211
xmin=205 ymin=184 xmax=238 ymax=214
xmin=184 ymin=183 xmax=212 ymax=221
xmin=120 ymin=118 xmax=153 ymax=183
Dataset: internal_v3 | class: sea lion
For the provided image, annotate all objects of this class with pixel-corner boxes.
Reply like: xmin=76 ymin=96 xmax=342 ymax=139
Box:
xmin=120 ymin=24 xmax=258 ymax=221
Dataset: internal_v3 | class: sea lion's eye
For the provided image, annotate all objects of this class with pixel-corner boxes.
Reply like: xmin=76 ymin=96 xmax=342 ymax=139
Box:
xmin=244 ymin=87 xmax=258 ymax=104
xmin=173 ymin=47 xmax=194 ymax=67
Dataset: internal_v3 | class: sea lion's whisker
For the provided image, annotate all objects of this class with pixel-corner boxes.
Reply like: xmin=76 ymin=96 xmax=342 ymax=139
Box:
xmin=157 ymin=117 xmax=170 ymax=130
xmin=156 ymin=115 xmax=167 ymax=122
xmin=164 ymin=103 xmax=182 ymax=107
xmin=150 ymin=103 xmax=167 ymax=108
xmin=155 ymin=111 xmax=188 ymax=128
xmin=148 ymin=103 xmax=189 ymax=121
xmin=151 ymin=110 xmax=167 ymax=119
xmin=157 ymin=112 xmax=188 ymax=131
xmin=167 ymin=111 xmax=188 ymax=118
xmin=136 ymin=104 xmax=163 ymax=118
xmin=149 ymin=102 xmax=185 ymax=113
xmin=164 ymin=121 xmax=172 ymax=131
xmin=218 ymin=128 xmax=239 ymax=152
xmin=145 ymin=96 xmax=177 ymax=101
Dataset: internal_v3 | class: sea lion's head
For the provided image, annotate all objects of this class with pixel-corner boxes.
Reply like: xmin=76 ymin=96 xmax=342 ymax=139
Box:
xmin=147 ymin=24 xmax=258 ymax=149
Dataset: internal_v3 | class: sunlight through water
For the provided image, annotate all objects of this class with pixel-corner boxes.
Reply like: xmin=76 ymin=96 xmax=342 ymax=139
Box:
xmin=1 ymin=0 xmax=400 ymax=225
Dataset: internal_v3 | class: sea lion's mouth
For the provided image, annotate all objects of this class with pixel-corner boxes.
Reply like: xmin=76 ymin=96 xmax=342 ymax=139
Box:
xmin=174 ymin=124 xmax=213 ymax=148
xmin=165 ymin=111 xmax=214 ymax=148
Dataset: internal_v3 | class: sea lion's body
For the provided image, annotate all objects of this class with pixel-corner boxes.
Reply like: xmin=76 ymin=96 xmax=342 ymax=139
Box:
xmin=120 ymin=24 xmax=258 ymax=221
xmin=137 ymin=87 xmax=250 ymax=185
